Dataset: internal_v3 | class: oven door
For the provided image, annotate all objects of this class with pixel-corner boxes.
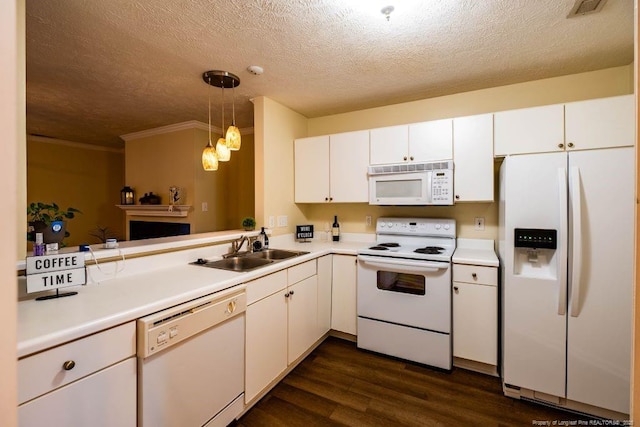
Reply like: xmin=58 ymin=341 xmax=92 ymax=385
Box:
xmin=357 ymin=254 xmax=451 ymax=333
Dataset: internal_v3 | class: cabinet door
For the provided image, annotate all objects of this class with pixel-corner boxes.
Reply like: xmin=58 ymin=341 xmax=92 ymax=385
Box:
xmin=19 ymin=358 xmax=136 ymax=427
xmin=369 ymin=125 xmax=409 ymax=164
xmin=288 ymin=275 xmax=319 ymax=364
xmin=409 ymin=119 xmax=453 ymax=162
xmin=317 ymin=255 xmax=333 ymax=339
xmin=294 ymin=136 xmax=330 ymax=202
xmin=494 ymin=104 xmax=564 ymax=156
xmin=330 ymin=130 xmax=370 ymax=202
xmin=453 ymin=114 xmax=494 ymax=202
xmin=452 ymin=282 xmax=497 ymax=366
xmin=245 ymin=289 xmax=288 ymax=403
xmin=331 ymin=254 xmax=357 ymax=335
xmin=565 ymin=94 xmax=634 ymax=151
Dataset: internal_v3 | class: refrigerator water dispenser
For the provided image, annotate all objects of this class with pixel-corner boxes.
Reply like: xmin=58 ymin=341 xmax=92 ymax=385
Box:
xmin=513 ymin=228 xmax=558 ymax=279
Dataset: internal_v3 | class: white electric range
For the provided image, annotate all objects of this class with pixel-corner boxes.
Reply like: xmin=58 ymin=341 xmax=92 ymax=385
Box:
xmin=356 ymin=217 xmax=456 ymax=370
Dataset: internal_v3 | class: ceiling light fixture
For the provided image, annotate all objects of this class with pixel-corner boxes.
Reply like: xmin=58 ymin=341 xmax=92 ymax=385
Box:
xmin=381 ymin=5 xmax=394 ymax=21
xmin=216 ymin=84 xmax=231 ymax=162
xmin=202 ymin=70 xmax=240 ymax=168
xmin=201 ymin=74 xmax=218 ymax=171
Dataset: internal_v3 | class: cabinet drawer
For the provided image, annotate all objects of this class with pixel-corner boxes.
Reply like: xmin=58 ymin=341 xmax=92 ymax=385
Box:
xmin=453 ymin=264 xmax=497 ymax=286
xmin=246 ymin=270 xmax=287 ymax=305
xmin=18 ymin=321 xmax=135 ymax=404
xmin=288 ymin=260 xmax=316 ymax=285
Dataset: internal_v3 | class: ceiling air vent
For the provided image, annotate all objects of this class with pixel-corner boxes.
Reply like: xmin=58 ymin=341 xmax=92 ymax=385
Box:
xmin=567 ymin=0 xmax=609 ymax=18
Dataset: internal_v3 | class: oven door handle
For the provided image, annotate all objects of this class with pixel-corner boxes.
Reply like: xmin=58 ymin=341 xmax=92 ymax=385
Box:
xmin=358 ymin=256 xmax=449 ymax=273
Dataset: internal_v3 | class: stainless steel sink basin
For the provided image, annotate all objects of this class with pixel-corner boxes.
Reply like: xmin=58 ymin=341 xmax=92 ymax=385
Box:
xmin=191 ymin=248 xmax=308 ymax=272
xmin=201 ymin=256 xmax=274 ymax=272
xmin=247 ymin=249 xmax=309 ymax=260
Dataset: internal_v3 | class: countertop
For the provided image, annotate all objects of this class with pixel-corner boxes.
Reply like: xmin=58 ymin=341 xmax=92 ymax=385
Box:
xmin=452 ymin=238 xmax=499 ymax=267
xmin=17 ymin=236 xmax=369 ymax=358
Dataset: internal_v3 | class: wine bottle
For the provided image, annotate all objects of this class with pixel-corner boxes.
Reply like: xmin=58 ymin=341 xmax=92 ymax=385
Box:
xmin=332 ymin=215 xmax=340 ymax=242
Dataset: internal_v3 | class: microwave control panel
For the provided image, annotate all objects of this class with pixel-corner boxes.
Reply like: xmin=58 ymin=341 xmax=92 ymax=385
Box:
xmin=431 ymin=169 xmax=453 ymax=204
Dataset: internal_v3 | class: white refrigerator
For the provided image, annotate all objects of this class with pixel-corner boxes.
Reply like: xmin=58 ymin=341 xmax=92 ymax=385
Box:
xmin=499 ymin=146 xmax=634 ymax=417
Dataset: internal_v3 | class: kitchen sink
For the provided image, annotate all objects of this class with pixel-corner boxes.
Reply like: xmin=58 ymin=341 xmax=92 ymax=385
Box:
xmin=247 ymin=249 xmax=309 ymax=260
xmin=192 ymin=248 xmax=308 ymax=272
xmin=198 ymin=256 xmax=274 ymax=272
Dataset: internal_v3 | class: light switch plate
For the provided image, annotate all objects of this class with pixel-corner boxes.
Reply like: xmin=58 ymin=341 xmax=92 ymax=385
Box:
xmin=269 ymin=216 xmax=275 ymax=228
xmin=474 ymin=217 xmax=485 ymax=231
xmin=277 ymin=215 xmax=288 ymax=227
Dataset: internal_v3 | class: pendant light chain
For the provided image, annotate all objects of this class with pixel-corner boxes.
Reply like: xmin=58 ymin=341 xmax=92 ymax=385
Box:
xmin=221 ymin=85 xmax=225 ymax=138
xmin=208 ymin=77 xmax=212 ymax=145
xmin=232 ymin=82 xmax=236 ymax=126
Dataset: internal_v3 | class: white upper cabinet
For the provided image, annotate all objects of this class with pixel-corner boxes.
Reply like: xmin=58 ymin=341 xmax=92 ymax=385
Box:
xmin=494 ymin=103 xmax=565 ymax=156
xmin=294 ymin=135 xmax=330 ymax=203
xmin=369 ymin=125 xmax=409 ymax=164
xmin=565 ymin=94 xmax=634 ymax=151
xmin=453 ymin=114 xmax=494 ymax=202
xmin=329 ymin=130 xmax=370 ymax=202
xmin=294 ymin=131 xmax=369 ymax=203
xmin=409 ymin=119 xmax=453 ymax=162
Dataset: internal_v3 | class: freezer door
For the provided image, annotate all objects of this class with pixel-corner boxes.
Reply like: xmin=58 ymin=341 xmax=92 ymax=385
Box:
xmin=501 ymin=152 xmax=567 ymax=398
xmin=566 ymin=147 xmax=633 ymax=415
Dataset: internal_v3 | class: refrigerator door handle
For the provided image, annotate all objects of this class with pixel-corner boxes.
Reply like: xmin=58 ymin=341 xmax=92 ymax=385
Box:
xmin=570 ymin=166 xmax=582 ymax=317
xmin=557 ymin=167 xmax=568 ymax=316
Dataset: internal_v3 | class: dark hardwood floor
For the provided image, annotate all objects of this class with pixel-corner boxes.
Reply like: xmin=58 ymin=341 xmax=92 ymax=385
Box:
xmin=234 ymin=337 xmax=597 ymax=427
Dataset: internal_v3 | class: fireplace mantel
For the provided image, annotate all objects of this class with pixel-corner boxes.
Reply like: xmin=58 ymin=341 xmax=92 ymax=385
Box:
xmin=116 ymin=205 xmax=192 ymax=218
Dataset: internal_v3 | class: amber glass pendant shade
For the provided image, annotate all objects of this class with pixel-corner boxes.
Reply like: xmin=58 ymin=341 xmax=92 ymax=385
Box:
xmin=202 ymin=142 xmax=218 ymax=171
xmin=225 ymin=125 xmax=241 ymax=151
xmin=216 ymin=137 xmax=231 ymax=161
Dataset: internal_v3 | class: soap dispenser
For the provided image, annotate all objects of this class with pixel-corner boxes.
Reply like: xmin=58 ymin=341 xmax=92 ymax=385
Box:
xmin=260 ymin=227 xmax=269 ymax=249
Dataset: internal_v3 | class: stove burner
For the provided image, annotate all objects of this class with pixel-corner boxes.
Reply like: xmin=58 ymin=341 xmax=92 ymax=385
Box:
xmin=414 ymin=246 xmax=445 ymax=255
xmin=379 ymin=242 xmax=400 ymax=247
xmin=368 ymin=246 xmax=389 ymax=251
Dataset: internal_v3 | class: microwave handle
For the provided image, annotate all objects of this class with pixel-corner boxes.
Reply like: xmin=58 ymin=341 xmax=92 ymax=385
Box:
xmin=426 ymin=171 xmax=433 ymax=204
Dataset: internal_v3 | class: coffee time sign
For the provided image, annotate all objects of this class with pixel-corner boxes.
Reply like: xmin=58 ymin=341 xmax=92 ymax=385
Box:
xmin=26 ymin=253 xmax=86 ymax=294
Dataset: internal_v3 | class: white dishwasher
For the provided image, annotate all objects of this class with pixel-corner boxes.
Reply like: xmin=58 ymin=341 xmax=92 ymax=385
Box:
xmin=137 ymin=286 xmax=246 ymax=427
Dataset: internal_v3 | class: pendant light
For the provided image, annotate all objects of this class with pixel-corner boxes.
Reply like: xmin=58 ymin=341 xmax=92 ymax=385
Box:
xmin=215 ymin=84 xmax=231 ymax=162
xmin=201 ymin=74 xmax=218 ymax=171
xmin=226 ymin=80 xmax=241 ymax=151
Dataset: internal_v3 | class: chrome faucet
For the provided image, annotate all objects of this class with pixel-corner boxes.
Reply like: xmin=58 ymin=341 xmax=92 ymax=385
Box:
xmin=230 ymin=235 xmax=250 ymax=255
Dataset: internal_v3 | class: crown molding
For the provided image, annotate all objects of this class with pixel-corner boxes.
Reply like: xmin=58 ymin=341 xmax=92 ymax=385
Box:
xmin=27 ymin=135 xmax=124 ymax=153
xmin=120 ymin=120 xmax=254 ymax=142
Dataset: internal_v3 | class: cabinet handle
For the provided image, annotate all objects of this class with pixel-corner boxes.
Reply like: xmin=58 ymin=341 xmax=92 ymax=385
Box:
xmin=284 ymin=292 xmax=290 ymax=298
xmin=329 ymin=197 xmax=333 ymax=201
xmin=472 ymin=273 xmax=477 ymax=280
xmin=455 ymin=195 xmax=460 ymax=200
xmin=403 ymin=156 xmax=407 ymax=161
xmin=226 ymin=300 xmax=236 ymax=314
xmin=558 ymin=143 xmax=564 ymax=149
xmin=63 ymin=360 xmax=76 ymax=371
xmin=410 ymin=156 xmax=414 ymax=161
xmin=453 ymin=286 xmax=459 ymax=293
xmin=568 ymin=142 xmax=574 ymax=148
xmin=290 ymin=290 xmax=295 ymax=296
xmin=325 ymin=197 xmax=329 ymax=202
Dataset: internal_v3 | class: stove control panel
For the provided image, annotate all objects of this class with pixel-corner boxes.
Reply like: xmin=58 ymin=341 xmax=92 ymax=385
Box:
xmin=377 ymin=217 xmax=456 ymax=237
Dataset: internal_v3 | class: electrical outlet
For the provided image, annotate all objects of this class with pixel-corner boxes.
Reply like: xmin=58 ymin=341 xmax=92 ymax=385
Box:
xmin=474 ymin=217 xmax=485 ymax=231
xmin=277 ymin=215 xmax=288 ymax=227
xmin=269 ymin=216 xmax=275 ymax=228
xmin=201 ymin=202 xmax=208 ymax=212
xmin=365 ymin=215 xmax=372 ymax=226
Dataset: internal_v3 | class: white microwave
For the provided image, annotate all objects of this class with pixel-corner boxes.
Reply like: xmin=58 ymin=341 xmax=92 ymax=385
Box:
xmin=368 ymin=161 xmax=454 ymax=206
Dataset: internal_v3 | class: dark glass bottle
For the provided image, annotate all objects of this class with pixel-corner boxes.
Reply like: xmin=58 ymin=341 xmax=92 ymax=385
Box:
xmin=332 ymin=215 xmax=340 ymax=242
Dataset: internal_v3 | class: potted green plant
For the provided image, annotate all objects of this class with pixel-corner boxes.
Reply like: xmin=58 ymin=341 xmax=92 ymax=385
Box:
xmin=242 ymin=217 xmax=256 ymax=231
xmin=27 ymin=202 xmax=81 ymax=244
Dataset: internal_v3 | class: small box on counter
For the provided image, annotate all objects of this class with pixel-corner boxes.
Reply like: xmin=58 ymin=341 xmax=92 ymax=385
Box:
xmin=296 ymin=225 xmax=314 ymax=242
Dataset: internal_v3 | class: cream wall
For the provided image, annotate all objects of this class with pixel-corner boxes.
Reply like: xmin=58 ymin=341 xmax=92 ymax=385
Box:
xmin=3 ymin=0 xmax=19 ymax=424
xmin=27 ymin=138 xmax=125 ymax=246
xmin=253 ymin=97 xmax=308 ymax=235
xmin=299 ymin=65 xmax=634 ymax=241
xmin=125 ymin=126 xmax=254 ymax=236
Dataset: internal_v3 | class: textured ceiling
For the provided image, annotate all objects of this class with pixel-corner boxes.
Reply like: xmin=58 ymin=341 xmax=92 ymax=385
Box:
xmin=26 ymin=0 xmax=634 ymax=148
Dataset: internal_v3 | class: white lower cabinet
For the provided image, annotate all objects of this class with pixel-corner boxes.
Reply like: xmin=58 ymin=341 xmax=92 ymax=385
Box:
xmin=18 ymin=322 xmax=136 ymax=427
xmin=245 ymin=260 xmax=321 ymax=404
xmin=331 ymin=254 xmax=357 ymax=335
xmin=452 ymin=264 xmax=498 ymax=370
xmin=317 ymin=254 xmax=332 ymax=338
